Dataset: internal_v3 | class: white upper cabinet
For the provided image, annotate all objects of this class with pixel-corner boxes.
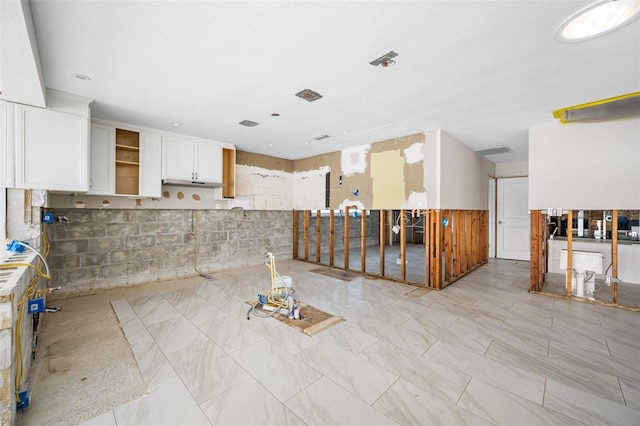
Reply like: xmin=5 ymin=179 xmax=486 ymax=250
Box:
xmin=89 ymin=121 xmax=162 ymax=198
xmin=88 ymin=123 xmax=115 ymax=194
xmin=15 ymin=104 xmax=89 ymax=191
xmin=162 ymin=137 xmax=222 ymax=183
xmin=0 ymin=101 xmax=15 ymax=188
xmin=139 ymin=133 xmax=161 ymax=197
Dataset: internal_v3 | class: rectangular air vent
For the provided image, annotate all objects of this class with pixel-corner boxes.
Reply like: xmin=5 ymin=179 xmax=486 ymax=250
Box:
xmin=312 ymin=134 xmax=331 ymax=140
xmin=295 ymin=89 xmax=323 ymax=102
xmin=477 ymin=146 xmax=512 ymax=156
xmin=239 ymin=120 xmax=259 ymax=127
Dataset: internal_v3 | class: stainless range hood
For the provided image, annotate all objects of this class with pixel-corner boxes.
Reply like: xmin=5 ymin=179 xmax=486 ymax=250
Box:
xmin=162 ymin=179 xmax=224 ymax=188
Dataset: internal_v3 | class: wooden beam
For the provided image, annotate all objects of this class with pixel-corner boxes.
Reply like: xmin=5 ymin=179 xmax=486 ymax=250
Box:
xmin=530 ymin=210 xmax=542 ymax=292
xmin=316 ymin=210 xmax=322 ymax=263
xmin=566 ymin=210 xmax=573 ymax=297
xmin=304 ymin=210 xmax=310 ymax=261
xmin=443 ymin=210 xmax=451 ymax=282
xmin=424 ymin=210 xmax=430 ymax=287
xmin=344 ymin=207 xmax=350 ymax=269
xmin=400 ymin=209 xmax=407 ymax=282
xmin=329 ymin=210 xmax=335 ymax=266
xmin=380 ymin=210 xmax=386 ymax=277
xmin=361 ymin=209 xmax=367 ymax=273
xmin=292 ymin=210 xmax=299 ymax=259
xmin=452 ymin=211 xmax=460 ymax=279
xmin=612 ymin=209 xmax=618 ymax=305
xmin=434 ymin=210 xmax=442 ymax=289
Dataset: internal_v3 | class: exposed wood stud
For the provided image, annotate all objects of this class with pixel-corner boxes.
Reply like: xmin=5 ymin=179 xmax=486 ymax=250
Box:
xmin=424 ymin=210 xmax=431 ymax=287
xmin=361 ymin=209 xmax=367 ymax=273
xmin=612 ymin=209 xmax=618 ymax=305
xmin=344 ymin=207 xmax=350 ymax=269
xmin=443 ymin=210 xmax=452 ymax=283
xmin=316 ymin=210 xmax=322 ymax=263
xmin=380 ymin=210 xmax=386 ymax=277
xmin=400 ymin=209 xmax=407 ymax=282
xmin=434 ymin=210 xmax=442 ymax=289
xmin=292 ymin=210 xmax=299 ymax=259
xmin=530 ymin=210 xmax=542 ymax=292
xmin=566 ymin=210 xmax=573 ymax=297
xmin=329 ymin=210 xmax=335 ymax=266
xmin=303 ymin=210 xmax=310 ymax=261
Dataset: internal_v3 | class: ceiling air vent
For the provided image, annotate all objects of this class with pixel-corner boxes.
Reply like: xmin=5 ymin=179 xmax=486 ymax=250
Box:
xmin=370 ymin=51 xmax=398 ymax=66
xmin=477 ymin=146 xmax=513 ymax=156
xmin=312 ymin=134 xmax=331 ymax=141
xmin=295 ymin=89 xmax=323 ymax=102
xmin=239 ymin=120 xmax=259 ymax=127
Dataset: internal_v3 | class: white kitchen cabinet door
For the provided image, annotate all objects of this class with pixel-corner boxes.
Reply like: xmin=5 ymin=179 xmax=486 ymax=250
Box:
xmin=139 ymin=133 xmax=162 ymax=197
xmin=15 ymin=104 xmax=89 ymax=191
xmin=195 ymin=142 xmax=222 ymax=183
xmin=0 ymin=101 xmax=15 ymax=188
xmin=88 ymin=124 xmax=115 ymax=194
xmin=162 ymin=137 xmax=195 ymax=180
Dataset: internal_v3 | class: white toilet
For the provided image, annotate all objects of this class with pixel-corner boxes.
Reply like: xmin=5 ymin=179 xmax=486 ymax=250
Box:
xmin=559 ymin=249 xmax=604 ymax=298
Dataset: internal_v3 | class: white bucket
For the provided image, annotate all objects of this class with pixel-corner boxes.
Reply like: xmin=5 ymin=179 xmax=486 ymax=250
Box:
xmin=279 ymin=275 xmax=293 ymax=288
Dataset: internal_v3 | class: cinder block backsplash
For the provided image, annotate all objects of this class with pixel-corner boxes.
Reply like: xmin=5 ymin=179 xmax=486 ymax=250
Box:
xmin=48 ymin=209 xmax=292 ymax=298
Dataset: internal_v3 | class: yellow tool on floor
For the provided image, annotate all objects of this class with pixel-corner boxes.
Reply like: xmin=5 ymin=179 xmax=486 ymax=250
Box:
xmin=247 ymin=252 xmax=299 ymax=320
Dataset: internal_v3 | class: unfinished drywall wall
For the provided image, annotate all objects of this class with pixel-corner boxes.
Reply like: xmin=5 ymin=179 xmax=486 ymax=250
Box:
xmin=232 ymin=164 xmax=294 ymax=210
xmin=439 ymin=130 xmax=495 ymax=210
xmin=47 ymin=209 xmax=292 ymax=298
xmin=529 ymin=118 xmax=640 ymax=209
xmin=293 ymin=133 xmax=427 ymax=210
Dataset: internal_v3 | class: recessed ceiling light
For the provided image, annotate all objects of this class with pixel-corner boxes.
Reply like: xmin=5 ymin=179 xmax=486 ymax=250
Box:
xmin=341 ymin=131 xmax=350 ymax=135
xmin=170 ymin=122 xmax=182 ymax=127
xmin=304 ymin=141 xmax=311 ymax=145
xmin=268 ymin=143 xmax=274 ymax=147
xmin=239 ymin=120 xmax=259 ymax=127
xmin=556 ymin=0 xmax=640 ymax=42
xmin=72 ymin=73 xmax=91 ymax=81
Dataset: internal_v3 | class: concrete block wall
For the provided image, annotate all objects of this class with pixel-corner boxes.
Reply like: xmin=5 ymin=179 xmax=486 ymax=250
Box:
xmin=48 ymin=209 xmax=292 ymax=298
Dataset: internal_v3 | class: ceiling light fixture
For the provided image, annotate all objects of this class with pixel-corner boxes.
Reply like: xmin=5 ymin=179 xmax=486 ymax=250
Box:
xmin=295 ymin=89 xmax=323 ymax=102
xmin=556 ymin=0 xmax=640 ymax=42
xmin=170 ymin=121 xmax=182 ymax=127
xmin=370 ymin=51 xmax=398 ymax=67
xmin=72 ymin=73 xmax=91 ymax=81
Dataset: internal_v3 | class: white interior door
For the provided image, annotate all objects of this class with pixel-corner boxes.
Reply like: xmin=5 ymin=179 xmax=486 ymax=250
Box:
xmin=497 ymin=177 xmax=529 ymax=260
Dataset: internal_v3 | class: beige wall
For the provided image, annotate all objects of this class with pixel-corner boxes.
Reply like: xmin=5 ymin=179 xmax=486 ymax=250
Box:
xmin=529 ymin=118 xmax=640 ymax=210
xmin=438 ymin=130 xmax=495 ymax=210
xmin=496 ymin=161 xmax=528 ymax=178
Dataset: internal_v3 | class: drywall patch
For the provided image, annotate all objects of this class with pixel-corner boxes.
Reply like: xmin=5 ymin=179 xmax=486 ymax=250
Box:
xmin=404 ymin=142 xmax=424 ymax=164
xmin=371 ymin=150 xmax=405 ymax=209
xmin=338 ymin=199 xmax=365 ymax=211
xmin=293 ymin=166 xmax=330 ymax=210
xmin=163 ymin=191 xmax=170 ymax=198
xmin=177 ymin=192 xmax=184 ymax=200
xmin=401 ymin=191 xmax=428 ymax=209
xmin=341 ymin=145 xmax=371 ymax=176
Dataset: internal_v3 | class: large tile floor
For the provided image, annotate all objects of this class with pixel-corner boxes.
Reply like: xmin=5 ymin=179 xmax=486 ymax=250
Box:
xmin=28 ymin=259 xmax=640 ymax=425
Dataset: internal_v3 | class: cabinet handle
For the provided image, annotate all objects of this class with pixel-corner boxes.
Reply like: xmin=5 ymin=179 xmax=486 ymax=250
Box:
xmin=195 ymin=172 xmax=198 ymax=180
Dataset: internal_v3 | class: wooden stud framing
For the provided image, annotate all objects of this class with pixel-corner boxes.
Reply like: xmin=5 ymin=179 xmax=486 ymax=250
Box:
xmin=452 ymin=211 xmax=460 ymax=278
xmin=303 ymin=210 xmax=310 ymax=261
xmin=400 ymin=209 xmax=407 ymax=282
xmin=443 ymin=210 xmax=452 ymax=283
xmin=361 ymin=209 xmax=367 ymax=273
xmin=329 ymin=210 xmax=335 ymax=266
xmin=292 ymin=210 xmax=299 ymax=259
xmin=566 ymin=210 xmax=573 ymax=297
xmin=434 ymin=210 xmax=442 ymax=289
xmin=316 ymin=210 xmax=322 ymax=263
xmin=612 ymin=210 xmax=618 ymax=305
xmin=344 ymin=207 xmax=350 ymax=269
xmin=530 ymin=210 xmax=543 ymax=292
xmin=424 ymin=210 xmax=431 ymax=287
xmin=380 ymin=210 xmax=386 ymax=277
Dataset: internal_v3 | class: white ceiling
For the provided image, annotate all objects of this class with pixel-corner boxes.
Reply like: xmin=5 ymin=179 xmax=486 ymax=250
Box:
xmin=4 ymin=1 xmax=640 ymax=162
